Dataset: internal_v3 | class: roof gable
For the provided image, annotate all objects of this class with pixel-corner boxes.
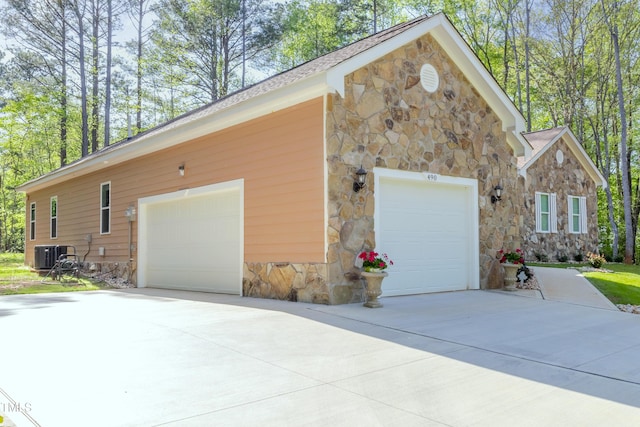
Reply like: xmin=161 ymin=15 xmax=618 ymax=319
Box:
xmin=18 ymin=13 xmax=531 ymax=192
xmin=518 ymin=126 xmax=607 ymax=188
xmin=327 ymin=13 xmax=531 ymax=158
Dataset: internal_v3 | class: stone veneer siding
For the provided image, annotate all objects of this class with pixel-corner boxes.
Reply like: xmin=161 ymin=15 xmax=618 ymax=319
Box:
xmin=243 ymin=262 xmax=330 ymax=304
xmin=521 ymin=137 xmax=599 ymax=261
xmin=325 ymin=34 xmax=520 ymax=303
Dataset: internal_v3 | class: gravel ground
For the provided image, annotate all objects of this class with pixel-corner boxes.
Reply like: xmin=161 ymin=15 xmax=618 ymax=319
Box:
xmin=84 ymin=271 xmax=135 ymax=289
xmin=616 ymin=304 xmax=640 ymax=314
xmin=516 ymin=275 xmax=540 ymax=290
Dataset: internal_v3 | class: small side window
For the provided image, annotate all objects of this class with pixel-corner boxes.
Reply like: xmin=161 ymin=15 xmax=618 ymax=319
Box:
xmin=568 ymin=195 xmax=587 ymax=234
xmin=30 ymin=202 xmax=36 ymax=241
xmin=50 ymin=196 xmax=58 ymax=239
xmin=535 ymin=192 xmax=557 ymax=233
xmin=538 ymin=193 xmax=550 ymax=232
xmin=100 ymin=182 xmax=111 ymax=234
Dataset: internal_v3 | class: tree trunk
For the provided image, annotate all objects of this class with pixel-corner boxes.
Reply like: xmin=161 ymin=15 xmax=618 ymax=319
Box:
xmin=136 ymin=0 xmax=144 ymax=133
xmin=60 ymin=0 xmax=68 ymax=166
xmin=72 ymin=0 xmax=90 ymax=157
xmin=633 ymin=176 xmax=640 ymax=261
xmin=241 ymin=0 xmax=245 ymax=88
xmin=524 ymin=0 xmax=531 ymax=132
xmin=606 ymin=13 xmax=634 ymax=263
xmin=596 ymin=127 xmax=618 ymax=260
xmin=509 ymin=12 xmax=522 ymax=114
xmin=91 ymin=0 xmax=100 ymax=152
xmin=104 ymin=0 xmax=112 ymax=147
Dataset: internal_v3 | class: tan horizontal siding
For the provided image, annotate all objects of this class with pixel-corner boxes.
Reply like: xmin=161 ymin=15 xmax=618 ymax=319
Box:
xmin=24 ymin=98 xmax=325 ymax=267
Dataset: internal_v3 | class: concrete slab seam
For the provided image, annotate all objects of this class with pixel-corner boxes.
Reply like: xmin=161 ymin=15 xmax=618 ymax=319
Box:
xmin=309 ymin=309 xmax=640 ymax=388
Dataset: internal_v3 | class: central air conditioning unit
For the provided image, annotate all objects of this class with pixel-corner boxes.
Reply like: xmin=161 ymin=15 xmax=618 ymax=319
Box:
xmin=34 ymin=245 xmax=68 ymax=270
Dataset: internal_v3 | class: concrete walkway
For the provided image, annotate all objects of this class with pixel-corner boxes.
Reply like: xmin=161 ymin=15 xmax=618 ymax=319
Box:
xmin=1 ymin=283 xmax=639 ymax=426
xmin=503 ymin=266 xmax=619 ymax=310
xmin=535 ymin=266 xmax=620 ymax=310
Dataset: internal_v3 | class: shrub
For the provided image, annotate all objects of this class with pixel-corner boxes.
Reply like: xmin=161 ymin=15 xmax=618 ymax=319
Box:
xmin=587 ymin=252 xmax=606 ymax=269
xmin=557 ymin=253 xmax=569 ymax=263
xmin=534 ymin=252 xmax=549 ymax=262
xmin=574 ymin=253 xmax=584 ymax=262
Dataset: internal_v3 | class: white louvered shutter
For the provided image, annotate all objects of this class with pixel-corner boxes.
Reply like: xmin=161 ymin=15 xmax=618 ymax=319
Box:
xmin=550 ymin=193 xmax=557 ymax=233
xmin=580 ymin=197 xmax=587 ymax=234
xmin=535 ymin=193 xmax=542 ymax=232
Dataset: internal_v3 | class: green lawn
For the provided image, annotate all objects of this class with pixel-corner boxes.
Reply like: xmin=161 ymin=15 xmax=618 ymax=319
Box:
xmin=0 ymin=252 xmax=103 ymax=295
xmin=582 ymin=264 xmax=640 ymax=305
xmin=529 ymin=262 xmax=640 ymax=306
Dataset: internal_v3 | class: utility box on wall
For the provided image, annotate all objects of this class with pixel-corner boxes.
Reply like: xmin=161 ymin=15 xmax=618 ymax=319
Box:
xmin=34 ymin=245 xmax=68 ymax=270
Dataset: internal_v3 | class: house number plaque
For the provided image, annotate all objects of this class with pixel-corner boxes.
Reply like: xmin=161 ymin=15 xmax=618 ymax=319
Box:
xmin=425 ymin=173 xmax=439 ymax=182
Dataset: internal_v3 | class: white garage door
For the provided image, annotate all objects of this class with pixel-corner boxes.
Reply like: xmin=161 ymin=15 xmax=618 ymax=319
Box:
xmin=375 ymin=169 xmax=479 ymax=296
xmin=138 ymin=181 xmax=243 ymax=294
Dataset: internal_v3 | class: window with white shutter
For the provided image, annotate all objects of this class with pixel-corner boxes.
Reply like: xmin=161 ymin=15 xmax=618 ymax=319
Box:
xmin=550 ymin=193 xmax=558 ymax=233
xmin=568 ymin=195 xmax=587 ymax=234
xmin=535 ymin=192 xmax=557 ymax=233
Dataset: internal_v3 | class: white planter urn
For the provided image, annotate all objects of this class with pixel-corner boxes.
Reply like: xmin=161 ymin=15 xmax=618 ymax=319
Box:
xmin=361 ymin=271 xmax=388 ymax=308
xmin=502 ymin=263 xmax=520 ymax=291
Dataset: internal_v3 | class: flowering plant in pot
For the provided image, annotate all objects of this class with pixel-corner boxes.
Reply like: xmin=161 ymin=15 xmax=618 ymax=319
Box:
xmin=498 ymin=248 xmax=524 ymax=265
xmin=358 ymin=251 xmax=393 ymax=272
xmin=358 ymin=250 xmax=393 ymax=308
xmin=498 ymin=248 xmax=523 ymax=291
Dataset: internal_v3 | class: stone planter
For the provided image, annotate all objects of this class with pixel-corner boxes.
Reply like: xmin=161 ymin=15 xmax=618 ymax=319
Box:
xmin=361 ymin=271 xmax=388 ymax=308
xmin=502 ymin=263 xmax=520 ymax=291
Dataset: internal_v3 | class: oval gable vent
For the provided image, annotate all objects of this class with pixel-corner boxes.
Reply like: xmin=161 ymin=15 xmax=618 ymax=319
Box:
xmin=420 ymin=64 xmax=439 ymax=93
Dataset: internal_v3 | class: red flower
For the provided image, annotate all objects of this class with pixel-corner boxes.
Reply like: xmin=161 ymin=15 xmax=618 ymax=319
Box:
xmin=358 ymin=250 xmax=394 ymax=271
xmin=498 ymin=249 xmax=525 ymax=264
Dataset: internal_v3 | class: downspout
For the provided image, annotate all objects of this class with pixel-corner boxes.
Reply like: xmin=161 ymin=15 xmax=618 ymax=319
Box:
xmin=125 ymin=206 xmax=136 ymax=280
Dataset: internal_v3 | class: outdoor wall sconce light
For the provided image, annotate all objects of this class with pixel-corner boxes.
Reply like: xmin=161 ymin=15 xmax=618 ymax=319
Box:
xmin=491 ymin=185 xmax=503 ymax=204
xmin=178 ymin=164 xmax=185 ymax=176
xmin=353 ymin=166 xmax=367 ymax=192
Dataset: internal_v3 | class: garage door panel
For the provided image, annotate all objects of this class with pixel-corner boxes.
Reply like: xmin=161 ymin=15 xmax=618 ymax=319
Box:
xmin=378 ymin=174 xmax=477 ymax=296
xmin=141 ymin=185 xmax=242 ymax=294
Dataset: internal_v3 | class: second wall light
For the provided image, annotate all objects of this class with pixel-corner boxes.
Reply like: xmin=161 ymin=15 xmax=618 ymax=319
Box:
xmin=353 ymin=166 xmax=367 ymax=192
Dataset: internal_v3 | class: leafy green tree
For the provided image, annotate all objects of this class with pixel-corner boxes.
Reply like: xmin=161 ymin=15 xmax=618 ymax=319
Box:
xmin=1 ymin=0 xmax=73 ymax=166
xmin=0 ymin=80 xmax=79 ymax=250
xmin=126 ymin=0 xmax=156 ymax=134
xmin=599 ymin=0 xmax=639 ymax=263
xmin=150 ymin=0 xmax=275 ymax=106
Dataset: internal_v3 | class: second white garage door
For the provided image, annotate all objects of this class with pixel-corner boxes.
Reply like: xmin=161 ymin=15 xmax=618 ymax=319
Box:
xmin=138 ymin=181 xmax=243 ymax=294
xmin=374 ymin=169 xmax=479 ymax=296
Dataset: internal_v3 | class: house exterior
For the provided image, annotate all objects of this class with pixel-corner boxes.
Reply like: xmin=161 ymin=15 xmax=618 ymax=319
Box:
xmin=518 ymin=127 xmax=606 ymax=262
xmin=18 ymin=13 xmax=598 ymax=305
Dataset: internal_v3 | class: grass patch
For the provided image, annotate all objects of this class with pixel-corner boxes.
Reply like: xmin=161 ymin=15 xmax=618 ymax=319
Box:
xmin=0 ymin=252 xmax=104 ymax=295
xmin=527 ymin=262 xmax=589 ymax=269
xmin=582 ymin=264 xmax=640 ymax=305
xmin=528 ymin=262 xmax=640 ymax=305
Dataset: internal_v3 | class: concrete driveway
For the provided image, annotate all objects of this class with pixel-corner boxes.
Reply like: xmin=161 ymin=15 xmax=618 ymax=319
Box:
xmin=1 ymin=288 xmax=639 ymax=426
